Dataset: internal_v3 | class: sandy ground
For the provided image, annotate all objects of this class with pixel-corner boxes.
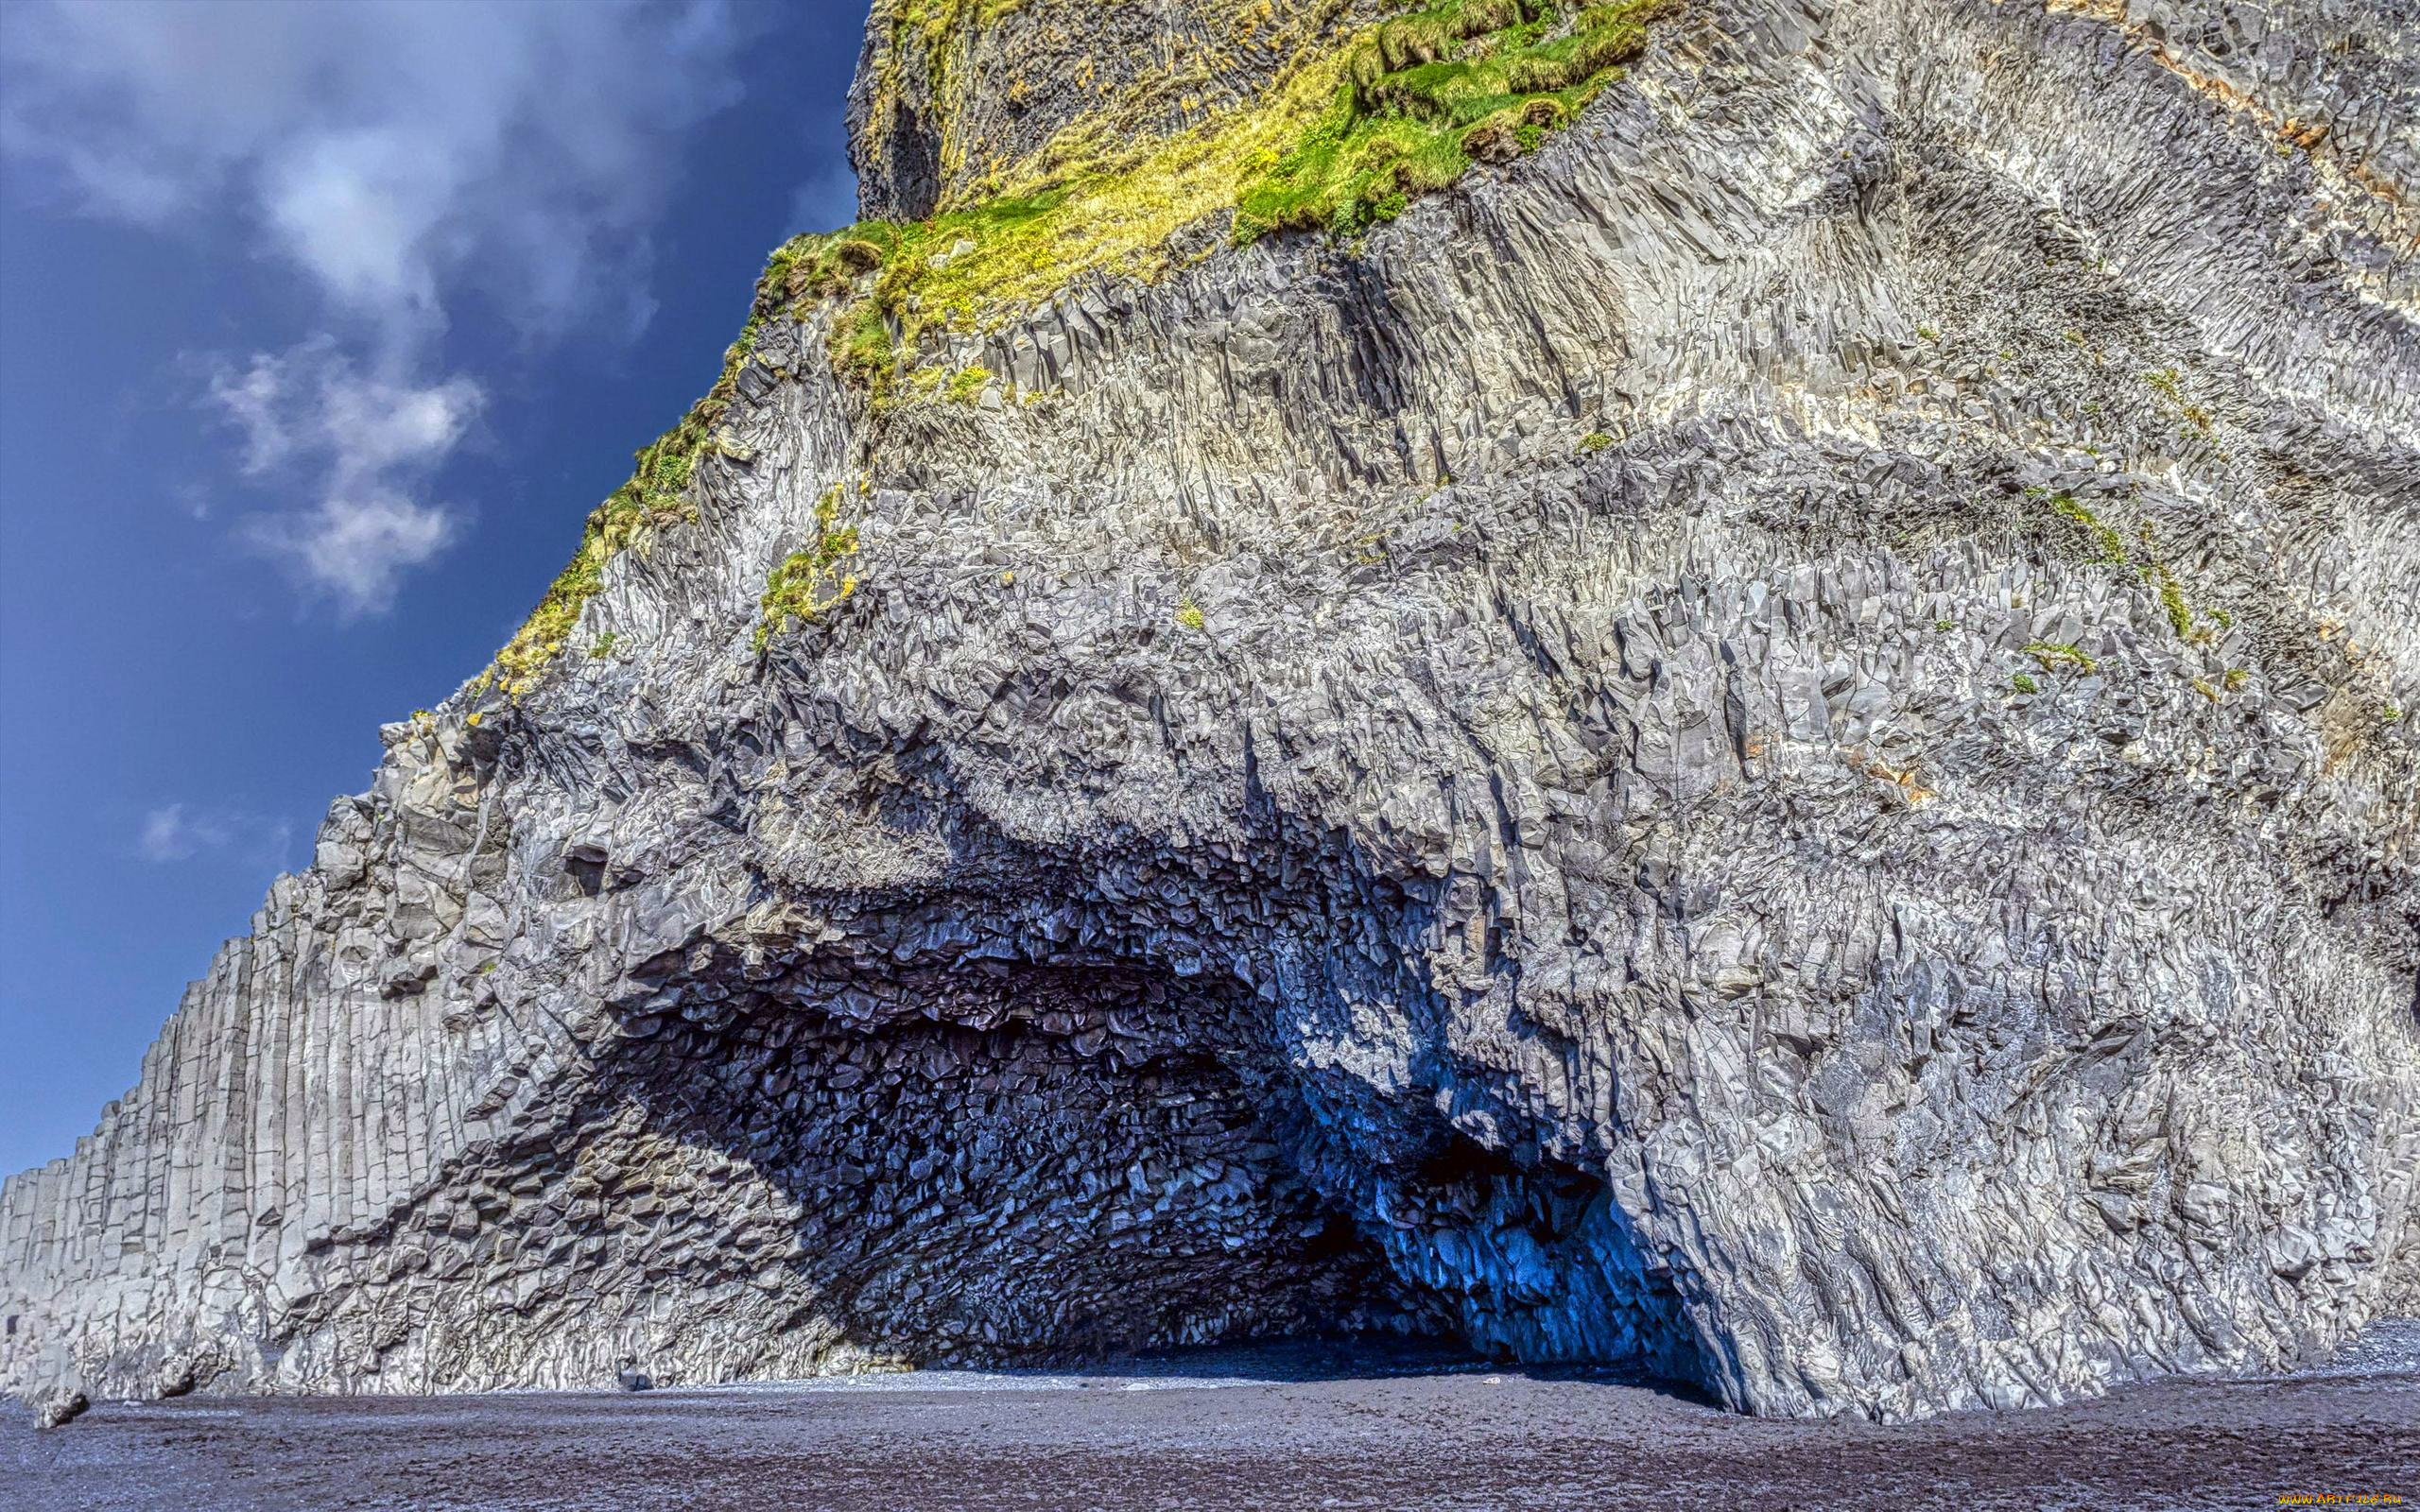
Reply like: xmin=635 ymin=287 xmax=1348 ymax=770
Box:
xmin=6 ymin=1326 xmax=2414 ymax=1512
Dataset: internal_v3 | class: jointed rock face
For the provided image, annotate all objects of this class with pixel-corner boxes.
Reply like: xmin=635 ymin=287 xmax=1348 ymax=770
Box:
xmin=5 ymin=0 xmax=2417 ymax=1422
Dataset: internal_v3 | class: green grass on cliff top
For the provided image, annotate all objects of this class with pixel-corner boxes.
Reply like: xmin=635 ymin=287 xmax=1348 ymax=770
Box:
xmin=484 ymin=0 xmax=1668 ymax=691
xmin=788 ymin=0 xmax=1668 ymax=377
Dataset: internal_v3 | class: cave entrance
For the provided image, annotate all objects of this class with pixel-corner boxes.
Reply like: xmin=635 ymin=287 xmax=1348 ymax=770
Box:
xmin=578 ymin=950 xmax=1703 ymax=1387
xmin=592 ymin=956 xmax=1453 ymax=1367
xmin=1372 ymin=1130 xmax=1707 ymax=1388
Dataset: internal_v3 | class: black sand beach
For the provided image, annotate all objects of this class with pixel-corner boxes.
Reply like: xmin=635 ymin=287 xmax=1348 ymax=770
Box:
xmin=7 ymin=1327 xmax=2414 ymax=1511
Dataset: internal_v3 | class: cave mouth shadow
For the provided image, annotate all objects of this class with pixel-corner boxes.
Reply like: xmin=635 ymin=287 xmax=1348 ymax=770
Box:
xmin=589 ymin=947 xmax=1710 ymax=1402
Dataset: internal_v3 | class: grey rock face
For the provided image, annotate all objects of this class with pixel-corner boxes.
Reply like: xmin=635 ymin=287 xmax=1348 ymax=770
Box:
xmin=5 ymin=0 xmax=2417 ymax=1422
xmin=35 ymin=1388 xmax=87 ymax=1431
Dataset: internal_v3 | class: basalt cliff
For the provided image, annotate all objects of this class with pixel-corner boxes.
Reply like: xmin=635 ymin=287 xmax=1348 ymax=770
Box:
xmin=5 ymin=0 xmax=2417 ymax=1422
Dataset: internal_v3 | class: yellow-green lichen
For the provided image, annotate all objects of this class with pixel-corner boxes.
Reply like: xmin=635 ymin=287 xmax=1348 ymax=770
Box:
xmin=857 ymin=0 xmax=1338 ymax=215
xmin=2141 ymin=367 xmax=2213 ymax=436
xmin=786 ymin=0 xmax=1670 ymax=398
xmin=2048 ymin=492 xmax=2128 ymax=566
xmin=856 ymin=0 xmax=1046 ymax=195
xmin=492 ymin=416 xmax=716 ymax=695
xmin=2027 ymin=490 xmax=2223 ymax=658
xmin=2025 ymin=641 xmax=2099 ymax=675
xmin=753 ymin=485 xmax=862 ymax=654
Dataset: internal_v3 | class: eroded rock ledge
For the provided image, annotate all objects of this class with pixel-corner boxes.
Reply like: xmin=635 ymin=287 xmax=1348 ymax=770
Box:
xmin=5 ymin=0 xmax=2416 ymax=1422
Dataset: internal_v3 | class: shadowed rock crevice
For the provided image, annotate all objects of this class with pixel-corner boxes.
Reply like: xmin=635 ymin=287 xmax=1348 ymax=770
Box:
xmin=592 ymin=955 xmax=1456 ymax=1370
xmin=572 ymin=880 xmax=1720 ymax=1387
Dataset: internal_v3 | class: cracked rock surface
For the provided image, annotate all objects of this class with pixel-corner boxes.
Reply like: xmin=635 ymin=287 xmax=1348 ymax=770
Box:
xmin=4 ymin=0 xmax=2416 ymax=1422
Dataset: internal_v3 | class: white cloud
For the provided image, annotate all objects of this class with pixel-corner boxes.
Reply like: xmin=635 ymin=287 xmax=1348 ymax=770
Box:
xmin=244 ymin=490 xmax=462 ymax=618
xmin=139 ymin=805 xmax=218 ymax=863
xmin=0 ymin=0 xmax=752 ymax=610
xmin=0 ymin=0 xmax=747 ymax=340
xmin=139 ymin=804 xmax=293 ymax=868
xmin=208 ymin=344 xmax=485 ymax=485
xmin=208 ymin=342 xmax=480 ymax=613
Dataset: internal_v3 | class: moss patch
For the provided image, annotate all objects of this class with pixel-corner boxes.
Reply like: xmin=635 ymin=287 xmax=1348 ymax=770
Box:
xmin=2025 ymin=641 xmax=2099 ymax=675
xmin=1238 ymin=0 xmax=1657 ymax=241
xmin=753 ymin=485 xmax=862 ymax=654
xmin=2047 ymin=492 xmax=2128 ymax=566
xmin=2026 ymin=490 xmax=2223 ymax=659
xmin=784 ymin=0 xmax=1670 ymax=397
xmin=2141 ymin=367 xmax=2213 ymax=436
xmin=488 ymin=0 xmax=1671 ymax=694
xmin=491 ymin=412 xmax=725 ymax=696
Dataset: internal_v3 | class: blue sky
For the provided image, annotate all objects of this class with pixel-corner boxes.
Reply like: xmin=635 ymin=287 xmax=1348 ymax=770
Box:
xmin=0 ymin=0 xmax=871 ymax=1176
